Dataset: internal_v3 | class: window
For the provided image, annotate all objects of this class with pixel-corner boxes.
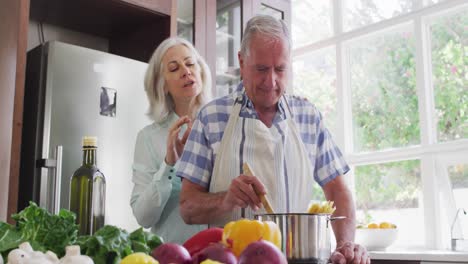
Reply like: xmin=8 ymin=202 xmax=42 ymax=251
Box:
xmin=177 ymin=0 xmax=194 ymax=43
xmin=355 ymin=160 xmax=424 ymax=248
xmin=430 ymin=11 xmax=468 ymax=142
xmin=259 ymin=4 xmax=284 ymax=20
xmin=292 ymin=0 xmax=468 ymax=250
xmin=292 ymin=0 xmax=333 ymax=48
xmin=343 ymin=0 xmax=420 ymax=32
xmin=448 ymin=162 xmax=468 ymax=239
xmin=216 ymin=0 xmax=242 ymax=96
xmin=293 ymin=47 xmax=338 ymax=134
xmin=346 ymin=25 xmax=420 ymax=152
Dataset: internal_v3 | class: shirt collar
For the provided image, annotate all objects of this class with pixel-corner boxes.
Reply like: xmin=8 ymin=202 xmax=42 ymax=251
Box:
xmin=236 ymin=82 xmax=287 ymax=121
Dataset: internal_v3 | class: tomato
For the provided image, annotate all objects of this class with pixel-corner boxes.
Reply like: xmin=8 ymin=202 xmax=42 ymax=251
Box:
xmin=121 ymin=253 xmax=159 ymax=264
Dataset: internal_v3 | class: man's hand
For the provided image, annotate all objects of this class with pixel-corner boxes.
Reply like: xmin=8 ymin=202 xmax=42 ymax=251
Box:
xmin=330 ymin=242 xmax=370 ymax=264
xmin=165 ymin=116 xmax=192 ymax=165
xmin=221 ymin=175 xmax=265 ymax=212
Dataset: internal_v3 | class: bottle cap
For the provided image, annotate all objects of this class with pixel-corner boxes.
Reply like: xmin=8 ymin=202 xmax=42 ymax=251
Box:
xmin=82 ymin=136 xmax=98 ymax=147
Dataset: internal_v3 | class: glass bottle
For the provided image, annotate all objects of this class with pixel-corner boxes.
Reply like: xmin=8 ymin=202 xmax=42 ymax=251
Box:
xmin=69 ymin=136 xmax=106 ymax=235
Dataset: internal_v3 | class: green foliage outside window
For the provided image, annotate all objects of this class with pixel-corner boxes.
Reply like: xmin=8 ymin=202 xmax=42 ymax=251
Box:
xmin=355 ymin=160 xmax=421 ymax=211
xmin=293 ymin=8 xmax=467 ymax=209
xmin=431 ymin=12 xmax=468 ymax=142
xmin=350 ymin=30 xmax=420 ymax=152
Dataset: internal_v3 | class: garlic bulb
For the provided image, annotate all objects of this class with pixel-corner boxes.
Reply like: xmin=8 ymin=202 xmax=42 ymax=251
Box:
xmin=59 ymin=246 xmax=93 ymax=264
xmin=7 ymin=242 xmax=59 ymax=264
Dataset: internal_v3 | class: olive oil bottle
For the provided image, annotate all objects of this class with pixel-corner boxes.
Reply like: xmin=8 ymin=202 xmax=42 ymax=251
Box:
xmin=70 ymin=136 xmax=106 ymax=235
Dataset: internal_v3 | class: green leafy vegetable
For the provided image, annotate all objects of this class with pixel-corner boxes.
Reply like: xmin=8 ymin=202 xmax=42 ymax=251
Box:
xmin=0 ymin=222 xmax=23 ymax=260
xmin=0 ymin=202 xmax=78 ymax=257
xmin=129 ymin=228 xmax=163 ymax=254
xmin=77 ymin=225 xmax=163 ymax=264
xmin=0 ymin=202 xmax=163 ymax=263
xmin=77 ymin=225 xmax=133 ymax=264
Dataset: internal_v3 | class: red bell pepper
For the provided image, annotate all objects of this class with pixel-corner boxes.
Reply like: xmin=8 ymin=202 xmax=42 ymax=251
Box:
xmin=182 ymin=227 xmax=224 ymax=256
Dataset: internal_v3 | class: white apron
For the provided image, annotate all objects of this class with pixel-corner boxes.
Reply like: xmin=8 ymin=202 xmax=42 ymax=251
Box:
xmin=209 ymin=93 xmax=315 ymax=226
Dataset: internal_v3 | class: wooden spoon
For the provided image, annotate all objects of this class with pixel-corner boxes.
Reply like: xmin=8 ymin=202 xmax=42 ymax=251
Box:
xmin=242 ymin=162 xmax=275 ymax=214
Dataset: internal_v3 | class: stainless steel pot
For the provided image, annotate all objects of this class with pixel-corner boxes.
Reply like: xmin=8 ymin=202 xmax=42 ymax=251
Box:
xmin=255 ymin=213 xmax=345 ymax=264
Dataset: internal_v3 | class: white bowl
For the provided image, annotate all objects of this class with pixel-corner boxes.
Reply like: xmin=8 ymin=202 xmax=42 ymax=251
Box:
xmin=355 ymin=228 xmax=398 ymax=251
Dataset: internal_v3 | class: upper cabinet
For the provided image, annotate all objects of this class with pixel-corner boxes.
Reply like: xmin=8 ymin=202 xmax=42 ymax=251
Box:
xmin=191 ymin=0 xmax=291 ymax=97
xmin=29 ymin=0 xmax=173 ymax=62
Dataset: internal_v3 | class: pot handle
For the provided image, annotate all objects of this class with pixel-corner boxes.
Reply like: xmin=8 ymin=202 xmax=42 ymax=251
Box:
xmin=329 ymin=216 xmax=347 ymax=221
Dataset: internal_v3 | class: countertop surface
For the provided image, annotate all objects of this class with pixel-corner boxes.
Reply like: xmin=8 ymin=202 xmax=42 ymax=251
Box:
xmin=369 ymin=249 xmax=468 ymax=262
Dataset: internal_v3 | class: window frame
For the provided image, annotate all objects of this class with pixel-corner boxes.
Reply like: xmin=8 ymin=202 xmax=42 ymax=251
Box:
xmin=292 ymin=0 xmax=468 ymax=249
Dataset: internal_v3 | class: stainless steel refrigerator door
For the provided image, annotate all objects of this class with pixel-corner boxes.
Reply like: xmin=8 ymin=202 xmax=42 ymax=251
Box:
xmin=42 ymin=41 xmax=151 ymax=231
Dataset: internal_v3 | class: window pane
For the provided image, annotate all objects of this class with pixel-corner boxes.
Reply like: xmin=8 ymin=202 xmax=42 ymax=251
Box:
xmin=216 ymin=0 xmax=242 ymax=96
xmin=177 ymin=0 xmax=194 ymax=43
xmin=347 ymin=26 xmax=420 ymax=152
xmin=259 ymin=4 xmax=283 ymax=20
xmin=344 ymin=0 xmax=419 ymax=32
xmin=355 ymin=160 xmax=424 ymax=247
xmin=424 ymin=0 xmax=445 ymax=6
xmin=430 ymin=10 xmax=468 ymax=142
xmin=293 ymin=47 xmax=338 ymax=135
xmin=292 ymin=0 xmax=333 ymax=48
xmin=449 ymin=163 xmax=468 ymax=238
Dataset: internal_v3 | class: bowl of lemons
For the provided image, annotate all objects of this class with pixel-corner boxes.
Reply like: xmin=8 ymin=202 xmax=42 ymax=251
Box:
xmin=355 ymin=222 xmax=398 ymax=251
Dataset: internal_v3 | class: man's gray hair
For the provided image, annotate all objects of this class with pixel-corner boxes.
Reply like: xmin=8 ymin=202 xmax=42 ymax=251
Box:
xmin=144 ymin=37 xmax=212 ymax=123
xmin=240 ymin=14 xmax=291 ymax=57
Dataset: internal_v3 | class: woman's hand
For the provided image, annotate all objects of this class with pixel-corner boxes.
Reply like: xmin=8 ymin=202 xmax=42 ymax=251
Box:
xmin=165 ymin=116 xmax=192 ymax=166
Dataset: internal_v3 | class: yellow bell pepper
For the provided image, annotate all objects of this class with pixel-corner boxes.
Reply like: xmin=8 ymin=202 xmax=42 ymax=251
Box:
xmin=222 ymin=219 xmax=282 ymax=257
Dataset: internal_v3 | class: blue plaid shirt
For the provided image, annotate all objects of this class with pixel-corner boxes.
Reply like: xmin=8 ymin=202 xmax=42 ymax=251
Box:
xmin=177 ymin=85 xmax=349 ymax=188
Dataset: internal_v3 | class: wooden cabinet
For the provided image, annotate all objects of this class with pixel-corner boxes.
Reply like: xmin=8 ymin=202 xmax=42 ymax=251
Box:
xmin=29 ymin=0 xmax=172 ymax=62
xmin=193 ymin=0 xmax=291 ymax=97
xmin=0 ymin=0 xmax=174 ymax=223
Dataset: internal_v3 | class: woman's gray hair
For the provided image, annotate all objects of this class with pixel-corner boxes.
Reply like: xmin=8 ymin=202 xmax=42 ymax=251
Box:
xmin=144 ymin=37 xmax=212 ymax=123
xmin=240 ymin=14 xmax=291 ymax=57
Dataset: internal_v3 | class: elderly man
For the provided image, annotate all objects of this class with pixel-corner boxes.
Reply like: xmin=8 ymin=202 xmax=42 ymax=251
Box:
xmin=177 ymin=15 xmax=369 ymax=264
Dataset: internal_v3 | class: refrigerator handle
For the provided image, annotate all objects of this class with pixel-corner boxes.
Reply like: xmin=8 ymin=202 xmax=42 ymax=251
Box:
xmin=54 ymin=145 xmax=63 ymax=214
xmin=36 ymin=145 xmax=63 ymax=214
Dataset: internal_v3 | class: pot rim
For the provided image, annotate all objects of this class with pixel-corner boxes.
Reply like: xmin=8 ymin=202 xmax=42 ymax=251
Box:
xmin=255 ymin=213 xmax=333 ymax=216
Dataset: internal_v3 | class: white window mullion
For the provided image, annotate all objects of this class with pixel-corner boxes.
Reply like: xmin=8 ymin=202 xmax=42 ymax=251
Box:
xmin=416 ymin=16 xmax=437 ymax=147
xmin=334 ymin=0 xmax=344 ymax=150
xmin=421 ymin=154 xmax=443 ymax=249
xmin=333 ymin=0 xmax=343 ymax=35
xmin=415 ymin=11 xmax=440 ymax=249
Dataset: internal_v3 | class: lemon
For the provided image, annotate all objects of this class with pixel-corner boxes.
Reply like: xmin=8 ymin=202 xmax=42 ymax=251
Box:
xmin=379 ymin=222 xmax=393 ymax=229
xmin=121 ymin=253 xmax=158 ymax=264
xmin=367 ymin=223 xmax=379 ymax=229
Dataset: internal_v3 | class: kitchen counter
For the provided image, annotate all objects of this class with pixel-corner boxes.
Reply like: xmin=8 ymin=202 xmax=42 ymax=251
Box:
xmin=370 ymin=249 xmax=468 ymax=263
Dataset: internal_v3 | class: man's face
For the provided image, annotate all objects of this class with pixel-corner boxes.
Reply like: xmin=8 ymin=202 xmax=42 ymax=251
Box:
xmin=239 ymin=33 xmax=289 ymax=111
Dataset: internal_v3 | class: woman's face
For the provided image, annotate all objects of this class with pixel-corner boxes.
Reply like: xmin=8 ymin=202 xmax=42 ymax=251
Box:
xmin=162 ymin=44 xmax=202 ymax=102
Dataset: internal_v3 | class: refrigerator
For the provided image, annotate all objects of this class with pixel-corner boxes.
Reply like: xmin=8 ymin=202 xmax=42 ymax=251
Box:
xmin=19 ymin=41 xmax=151 ymax=232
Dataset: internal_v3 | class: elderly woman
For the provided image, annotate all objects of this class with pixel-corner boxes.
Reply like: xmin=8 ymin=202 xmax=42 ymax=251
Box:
xmin=130 ymin=37 xmax=211 ymax=243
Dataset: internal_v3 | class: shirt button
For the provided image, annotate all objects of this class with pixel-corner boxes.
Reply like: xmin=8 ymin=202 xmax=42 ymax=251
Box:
xmin=168 ymin=176 xmax=172 ymax=180
xmin=170 ymin=169 xmax=174 ymax=173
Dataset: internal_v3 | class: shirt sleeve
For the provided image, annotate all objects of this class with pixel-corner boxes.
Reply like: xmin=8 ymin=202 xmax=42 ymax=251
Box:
xmin=313 ymin=108 xmax=350 ymax=186
xmin=176 ymin=112 xmax=214 ymax=189
xmin=130 ymin=128 xmax=176 ymax=228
